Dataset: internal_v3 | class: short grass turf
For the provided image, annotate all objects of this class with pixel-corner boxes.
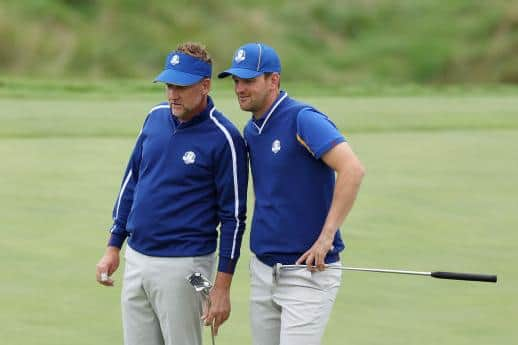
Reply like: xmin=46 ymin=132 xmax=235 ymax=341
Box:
xmin=0 ymin=93 xmax=516 ymax=345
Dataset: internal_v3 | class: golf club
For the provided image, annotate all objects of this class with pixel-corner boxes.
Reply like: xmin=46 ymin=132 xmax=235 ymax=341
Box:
xmin=273 ymin=263 xmax=497 ymax=283
xmin=186 ymin=272 xmax=216 ymax=345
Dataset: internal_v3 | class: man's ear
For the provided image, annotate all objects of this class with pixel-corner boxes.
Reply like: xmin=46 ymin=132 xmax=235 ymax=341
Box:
xmin=270 ymin=73 xmax=280 ymax=90
xmin=201 ymin=78 xmax=211 ymax=96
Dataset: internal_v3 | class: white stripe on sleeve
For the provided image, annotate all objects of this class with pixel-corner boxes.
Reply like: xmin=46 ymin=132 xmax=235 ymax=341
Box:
xmin=113 ymin=106 xmax=165 ymax=221
xmin=209 ymin=108 xmax=240 ymax=259
xmin=114 ymin=169 xmax=133 ymax=220
xmin=148 ymin=104 xmax=170 ymax=114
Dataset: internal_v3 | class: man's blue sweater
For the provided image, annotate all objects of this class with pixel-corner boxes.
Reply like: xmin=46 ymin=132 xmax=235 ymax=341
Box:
xmin=108 ymin=97 xmax=248 ymax=273
xmin=244 ymin=91 xmax=345 ymax=267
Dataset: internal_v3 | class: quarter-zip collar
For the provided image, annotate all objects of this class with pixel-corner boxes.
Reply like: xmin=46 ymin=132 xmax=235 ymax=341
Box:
xmin=252 ymin=90 xmax=288 ymax=134
xmin=170 ymin=96 xmax=214 ymax=130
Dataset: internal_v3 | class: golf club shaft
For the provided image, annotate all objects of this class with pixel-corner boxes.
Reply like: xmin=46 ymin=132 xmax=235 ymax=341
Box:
xmin=205 ymin=297 xmax=216 ymax=345
xmin=279 ymin=265 xmax=497 ymax=283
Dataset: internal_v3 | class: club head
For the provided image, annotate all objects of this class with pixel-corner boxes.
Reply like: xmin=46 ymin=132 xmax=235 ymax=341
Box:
xmin=186 ymin=272 xmax=212 ymax=295
xmin=272 ymin=263 xmax=282 ymax=284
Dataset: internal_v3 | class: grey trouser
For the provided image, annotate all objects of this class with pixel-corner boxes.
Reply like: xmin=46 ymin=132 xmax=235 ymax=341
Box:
xmin=250 ymin=255 xmax=341 ymax=345
xmin=122 ymin=245 xmax=215 ymax=345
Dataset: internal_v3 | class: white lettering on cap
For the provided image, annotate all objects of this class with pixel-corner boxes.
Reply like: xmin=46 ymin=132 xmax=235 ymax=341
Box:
xmin=170 ymin=54 xmax=180 ymax=65
xmin=235 ymin=49 xmax=246 ymax=63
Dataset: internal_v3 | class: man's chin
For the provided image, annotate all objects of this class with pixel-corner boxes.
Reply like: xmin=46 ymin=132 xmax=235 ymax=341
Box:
xmin=238 ymin=102 xmax=253 ymax=112
xmin=172 ymin=107 xmax=185 ymax=117
xmin=172 ymin=111 xmax=186 ymax=120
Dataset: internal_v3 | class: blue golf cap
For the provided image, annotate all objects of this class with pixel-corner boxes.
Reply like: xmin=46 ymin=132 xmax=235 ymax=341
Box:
xmin=218 ymin=43 xmax=281 ymax=79
xmin=154 ymin=51 xmax=212 ymax=86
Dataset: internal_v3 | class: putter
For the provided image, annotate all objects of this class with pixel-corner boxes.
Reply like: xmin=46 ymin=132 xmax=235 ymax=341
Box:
xmin=186 ymin=272 xmax=216 ymax=345
xmin=273 ymin=263 xmax=497 ymax=283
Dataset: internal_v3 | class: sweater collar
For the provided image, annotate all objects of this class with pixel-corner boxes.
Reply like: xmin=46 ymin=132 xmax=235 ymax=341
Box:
xmin=252 ymin=90 xmax=288 ymax=134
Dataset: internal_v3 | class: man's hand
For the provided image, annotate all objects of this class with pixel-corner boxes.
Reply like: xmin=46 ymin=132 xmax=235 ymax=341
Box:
xmin=201 ymin=272 xmax=232 ymax=335
xmin=296 ymin=232 xmax=334 ymax=271
xmin=96 ymin=246 xmax=120 ymax=286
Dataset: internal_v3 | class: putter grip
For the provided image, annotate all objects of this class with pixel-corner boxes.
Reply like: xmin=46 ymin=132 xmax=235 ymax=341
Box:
xmin=431 ymin=271 xmax=497 ymax=283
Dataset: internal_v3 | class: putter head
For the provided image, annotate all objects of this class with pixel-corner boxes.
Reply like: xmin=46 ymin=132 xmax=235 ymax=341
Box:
xmin=186 ymin=272 xmax=212 ymax=295
xmin=272 ymin=263 xmax=282 ymax=283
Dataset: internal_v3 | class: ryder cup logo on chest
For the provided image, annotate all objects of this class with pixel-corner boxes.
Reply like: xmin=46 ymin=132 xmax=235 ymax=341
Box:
xmin=182 ymin=151 xmax=196 ymax=165
xmin=234 ymin=49 xmax=246 ymax=63
xmin=272 ymin=140 xmax=281 ymax=154
xmin=170 ymin=54 xmax=180 ymax=66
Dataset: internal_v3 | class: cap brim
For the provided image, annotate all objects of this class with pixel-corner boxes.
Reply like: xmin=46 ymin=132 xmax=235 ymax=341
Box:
xmin=153 ymin=69 xmax=205 ymax=86
xmin=217 ymin=68 xmax=264 ymax=79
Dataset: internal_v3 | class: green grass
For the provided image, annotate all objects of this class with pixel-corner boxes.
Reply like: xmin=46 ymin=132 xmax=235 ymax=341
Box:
xmin=0 ymin=91 xmax=516 ymax=344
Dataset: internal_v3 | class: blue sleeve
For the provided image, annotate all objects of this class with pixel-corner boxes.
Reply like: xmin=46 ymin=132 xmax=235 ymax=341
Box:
xmin=296 ymin=108 xmax=346 ymax=159
xmin=107 ymin=118 xmax=148 ymax=248
xmin=213 ymin=130 xmax=248 ymax=274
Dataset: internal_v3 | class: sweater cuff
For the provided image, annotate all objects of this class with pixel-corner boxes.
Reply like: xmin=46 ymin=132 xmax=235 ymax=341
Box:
xmin=108 ymin=232 xmax=128 ymax=249
xmin=218 ymin=257 xmax=237 ymax=274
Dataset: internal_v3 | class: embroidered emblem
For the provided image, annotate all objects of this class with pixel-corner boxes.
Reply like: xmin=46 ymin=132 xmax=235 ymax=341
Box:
xmin=234 ymin=49 xmax=246 ymax=63
xmin=182 ymin=151 xmax=196 ymax=164
xmin=170 ymin=54 xmax=180 ymax=66
xmin=272 ymin=140 xmax=281 ymax=154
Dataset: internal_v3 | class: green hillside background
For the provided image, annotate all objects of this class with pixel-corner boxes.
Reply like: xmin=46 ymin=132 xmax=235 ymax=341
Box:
xmin=1 ymin=0 xmax=518 ymax=85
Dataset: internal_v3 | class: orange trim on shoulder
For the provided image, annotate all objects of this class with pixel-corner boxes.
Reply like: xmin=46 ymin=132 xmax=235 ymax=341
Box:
xmin=296 ymin=134 xmax=315 ymax=156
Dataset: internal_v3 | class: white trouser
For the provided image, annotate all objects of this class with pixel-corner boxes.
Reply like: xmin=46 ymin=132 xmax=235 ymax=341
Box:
xmin=122 ymin=245 xmax=215 ymax=345
xmin=250 ymin=255 xmax=341 ymax=345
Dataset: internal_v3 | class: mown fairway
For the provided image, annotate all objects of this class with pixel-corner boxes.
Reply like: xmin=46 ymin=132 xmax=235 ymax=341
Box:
xmin=0 ymin=91 xmax=516 ymax=345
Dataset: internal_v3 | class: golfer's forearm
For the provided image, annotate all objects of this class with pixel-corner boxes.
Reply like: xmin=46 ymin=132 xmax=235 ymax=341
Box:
xmin=106 ymin=245 xmax=120 ymax=255
xmin=213 ymin=271 xmax=233 ymax=290
xmin=321 ymin=164 xmax=364 ymax=238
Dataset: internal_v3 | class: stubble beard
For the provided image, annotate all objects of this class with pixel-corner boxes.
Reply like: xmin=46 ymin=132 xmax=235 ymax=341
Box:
xmin=239 ymin=93 xmax=268 ymax=116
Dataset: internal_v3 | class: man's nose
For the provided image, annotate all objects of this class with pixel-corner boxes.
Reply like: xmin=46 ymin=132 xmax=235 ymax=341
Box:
xmin=234 ymin=81 xmax=245 ymax=93
xmin=167 ymin=86 xmax=179 ymax=99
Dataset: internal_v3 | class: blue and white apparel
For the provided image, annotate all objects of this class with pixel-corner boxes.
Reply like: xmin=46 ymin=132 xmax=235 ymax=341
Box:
xmin=108 ymin=95 xmax=248 ymax=274
xmin=244 ymin=91 xmax=346 ymax=267
xmin=219 ymin=41 xmax=347 ymax=345
xmin=216 ymin=42 xmax=350 ymax=345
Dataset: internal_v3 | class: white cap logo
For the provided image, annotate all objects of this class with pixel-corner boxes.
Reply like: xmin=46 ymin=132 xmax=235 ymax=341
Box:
xmin=170 ymin=54 xmax=180 ymax=65
xmin=183 ymin=151 xmax=196 ymax=164
xmin=234 ymin=49 xmax=246 ymax=63
xmin=272 ymin=140 xmax=281 ymax=154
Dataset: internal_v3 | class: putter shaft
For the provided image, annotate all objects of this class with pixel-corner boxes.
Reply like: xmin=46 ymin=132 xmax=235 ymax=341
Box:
xmin=276 ymin=264 xmax=497 ymax=283
xmin=281 ymin=264 xmax=430 ymax=276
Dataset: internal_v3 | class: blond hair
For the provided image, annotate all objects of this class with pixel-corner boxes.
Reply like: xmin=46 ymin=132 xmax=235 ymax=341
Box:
xmin=176 ymin=42 xmax=212 ymax=64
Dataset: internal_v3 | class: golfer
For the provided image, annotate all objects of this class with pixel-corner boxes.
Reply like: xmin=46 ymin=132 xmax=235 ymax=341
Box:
xmin=95 ymin=42 xmax=248 ymax=345
xmin=219 ymin=43 xmax=364 ymax=345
